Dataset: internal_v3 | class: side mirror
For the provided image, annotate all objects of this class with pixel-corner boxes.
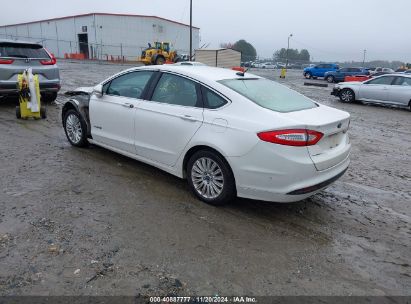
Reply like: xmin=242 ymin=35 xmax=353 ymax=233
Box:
xmin=93 ymin=84 xmax=103 ymax=97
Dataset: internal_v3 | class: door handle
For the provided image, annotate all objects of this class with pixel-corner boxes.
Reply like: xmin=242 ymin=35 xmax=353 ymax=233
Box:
xmin=179 ymin=114 xmax=197 ymax=122
xmin=122 ymin=103 xmax=134 ymax=108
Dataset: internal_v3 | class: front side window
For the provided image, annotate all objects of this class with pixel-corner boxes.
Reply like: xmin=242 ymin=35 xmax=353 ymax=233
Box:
xmin=151 ymin=73 xmax=200 ymax=107
xmin=106 ymin=71 xmax=154 ymax=99
xmin=219 ymin=78 xmax=316 ymax=113
xmin=365 ymin=76 xmax=395 ymax=85
xmin=339 ymin=68 xmax=349 ymax=72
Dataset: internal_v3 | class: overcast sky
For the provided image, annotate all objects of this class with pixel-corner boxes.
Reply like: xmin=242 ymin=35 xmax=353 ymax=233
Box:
xmin=0 ymin=0 xmax=410 ymax=62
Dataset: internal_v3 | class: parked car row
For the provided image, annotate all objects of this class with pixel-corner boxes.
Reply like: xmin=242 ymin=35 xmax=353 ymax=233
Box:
xmin=304 ymin=63 xmax=410 ymax=84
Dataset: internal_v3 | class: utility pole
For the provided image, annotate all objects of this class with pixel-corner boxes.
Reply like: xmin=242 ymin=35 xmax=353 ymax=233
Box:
xmin=363 ymin=49 xmax=367 ymax=66
xmin=189 ymin=0 xmax=193 ymax=61
xmin=285 ymin=34 xmax=293 ymax=69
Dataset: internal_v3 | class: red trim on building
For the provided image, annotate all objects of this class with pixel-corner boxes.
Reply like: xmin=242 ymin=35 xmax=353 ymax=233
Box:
xmin=0 ymin=12 xmax=200 ymax=30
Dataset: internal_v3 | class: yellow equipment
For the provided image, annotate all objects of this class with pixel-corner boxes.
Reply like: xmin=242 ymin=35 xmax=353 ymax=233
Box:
xmin=139 ymin=42 xmax=179 ymax=65
xmin=280 ymin=68 xmax=287 ymax=79
xmin=16 ymin=70 xmax=46 ymax=119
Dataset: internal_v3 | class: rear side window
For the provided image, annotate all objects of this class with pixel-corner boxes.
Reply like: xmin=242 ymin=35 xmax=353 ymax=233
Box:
xmin=151 ymin=73 xmax=200 ymax=107
xmin=366 ymin=76 xmax=395 ymax=85
xmin=106 ymin=71 xmax=154 ymax=99
xmin=393 ymin=77 xmax=411 ymax=86
xmin=0 ymin=43 xmax=49 ymax=59
xmin=202 ymin=87 xmax=227 ymax=109
xmin=219 ymin=78 xmax=316 ymax=113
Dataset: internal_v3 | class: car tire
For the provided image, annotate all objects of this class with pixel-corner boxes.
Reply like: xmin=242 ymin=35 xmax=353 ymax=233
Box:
xmin=40 ymin=105 xmax=47 ymax=119
xmin=63 ymin=109 xmax=88 ymax=147
xmin=326 ymin=75 xmax=335 ymax=83
xmin=187 ymin=150 xmax=236 ymax=206
xmin=339 ymin=88 xmax=355 ymax=103
xmin=304 ymin=72 xmax=312 ymax=79
xmin=16 ymin=106 xmax=21 ymax=119
xmin=42 ymin=92 xmax=57 ymax=103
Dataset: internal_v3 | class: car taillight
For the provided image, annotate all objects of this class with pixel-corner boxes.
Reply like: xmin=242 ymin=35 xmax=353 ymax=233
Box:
xmin=0 ymin=59 xmax=14 ymax=64
xmin=257 ymin=129 xmax=323 ymax=146
xmin=40 ymin=49 xmax=57 ymax=65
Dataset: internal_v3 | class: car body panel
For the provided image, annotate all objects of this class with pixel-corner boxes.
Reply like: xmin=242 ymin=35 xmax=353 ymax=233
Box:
xmin=63 ymin=65 xmax=352 ymax=203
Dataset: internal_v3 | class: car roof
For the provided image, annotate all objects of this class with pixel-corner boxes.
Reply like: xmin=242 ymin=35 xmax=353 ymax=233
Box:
xmin=130 ymin=65 xmax=262 ymax=82
xmin=0 ymin=38 xmax=43 ymax=47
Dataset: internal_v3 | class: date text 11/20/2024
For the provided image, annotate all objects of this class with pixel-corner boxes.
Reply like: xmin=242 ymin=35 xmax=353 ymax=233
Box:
xmin=149 ymin=296 xmax=257 ymax=303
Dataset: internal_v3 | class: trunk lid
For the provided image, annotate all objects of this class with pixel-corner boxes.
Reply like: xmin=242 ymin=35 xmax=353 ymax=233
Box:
xmin=282 ymin=105 xmax=351 ymax=171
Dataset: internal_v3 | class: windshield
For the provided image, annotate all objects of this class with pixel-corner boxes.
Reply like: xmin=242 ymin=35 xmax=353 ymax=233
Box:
xmin=0 ymin=43 xmax=49 ymax=59
xmin=219 ymin=78 xmax=317 ymax=113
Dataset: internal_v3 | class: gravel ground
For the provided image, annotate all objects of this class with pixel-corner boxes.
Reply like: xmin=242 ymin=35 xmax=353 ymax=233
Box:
xmin=0 ymin=60 xmax=410 ymax=296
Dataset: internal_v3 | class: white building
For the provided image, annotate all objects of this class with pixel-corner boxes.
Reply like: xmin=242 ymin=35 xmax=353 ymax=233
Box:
xmin=0 ymin=13 xmax=200 ymax=60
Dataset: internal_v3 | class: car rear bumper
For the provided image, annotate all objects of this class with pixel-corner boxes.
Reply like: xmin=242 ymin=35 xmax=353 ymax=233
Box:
xmin=0 ymin=80 xmax=61 ymax=95
xmin=228 ymin=141 xmax=350 ymax=203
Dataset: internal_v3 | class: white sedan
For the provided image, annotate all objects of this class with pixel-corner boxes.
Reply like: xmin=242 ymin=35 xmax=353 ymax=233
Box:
xmin=62 ymin=65 xmax=351 ymax=205
xmin=332 ymin=74 xmax=411 ymax=109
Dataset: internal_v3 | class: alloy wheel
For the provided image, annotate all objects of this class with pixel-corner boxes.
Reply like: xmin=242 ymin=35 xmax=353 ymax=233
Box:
xmin=66 ymin=113 xmax=83 ymax=144
xmin=191 ymin=157 xmax=224 ymax=199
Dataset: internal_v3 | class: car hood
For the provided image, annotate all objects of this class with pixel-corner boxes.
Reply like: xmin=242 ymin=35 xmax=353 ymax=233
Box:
xmin=337 ymin=81 xmax=362 ymax=86
xmin=64 ymin=87 xmax=94 ymax=96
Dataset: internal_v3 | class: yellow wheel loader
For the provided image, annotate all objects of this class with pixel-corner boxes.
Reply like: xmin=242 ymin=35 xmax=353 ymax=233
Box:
xmin=139 ymin=42 xmax=180 ymax=65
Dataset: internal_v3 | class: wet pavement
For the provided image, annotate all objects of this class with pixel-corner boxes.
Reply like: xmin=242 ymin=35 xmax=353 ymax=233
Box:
xmin=0 ymin=61 xmax=410 ymax=296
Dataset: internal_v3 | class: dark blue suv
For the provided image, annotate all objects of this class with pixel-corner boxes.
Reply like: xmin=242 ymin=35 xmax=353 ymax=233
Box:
xmin=324 ymin=67 xmax=370 ymax=83
xmin=303 ymin=63 xmax=339 ymax=79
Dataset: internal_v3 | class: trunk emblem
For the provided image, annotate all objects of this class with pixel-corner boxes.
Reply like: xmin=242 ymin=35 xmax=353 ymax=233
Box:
xmin=25 ymin=58 xmax=31 ymax=63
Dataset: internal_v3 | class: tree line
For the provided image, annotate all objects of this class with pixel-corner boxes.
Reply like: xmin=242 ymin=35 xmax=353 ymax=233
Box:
xmin=274 ymin=48 xmax=310 ymax=62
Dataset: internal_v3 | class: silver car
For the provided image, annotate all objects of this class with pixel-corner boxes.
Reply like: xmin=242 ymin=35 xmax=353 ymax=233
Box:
xmin=0 ymin=39 xmax=60 ymax=102
xmin=331 ymin=74 xmax=411 ymax=110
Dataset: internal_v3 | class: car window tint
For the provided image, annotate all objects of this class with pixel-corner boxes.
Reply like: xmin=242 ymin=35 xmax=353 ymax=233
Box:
xmin=0 ymin=43 xmax=49 ymax=59
xmin=106 ymin=71 xmax=153 ymax=99
xmin=366 ymin=76 xmax=395 ymax=85
xmin=219 ymin=78 xmax=316 ymax=113
xmin=202 ymin=87 xmax=227 ymax=109
xmin=151 ymin=73 xmax=199 ymax=107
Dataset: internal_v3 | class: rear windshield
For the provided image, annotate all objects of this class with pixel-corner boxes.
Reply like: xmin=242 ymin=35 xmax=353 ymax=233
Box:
xmin=219 ymin=78 xmax=317 ymax=113
xmin=0 ymin=43 xmax=49 ymax=59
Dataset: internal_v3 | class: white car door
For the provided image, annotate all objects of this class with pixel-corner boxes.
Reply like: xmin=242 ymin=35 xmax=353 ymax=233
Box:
xmin=358 ymin=75 xmax=396 ymax=102
xmin=134 ymin=72 xmax=204 ymax=166
xmin=89 ymin=71 xmax=155 ymax=154
xmin=388 ymin=76 xmax=411 ymax=106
